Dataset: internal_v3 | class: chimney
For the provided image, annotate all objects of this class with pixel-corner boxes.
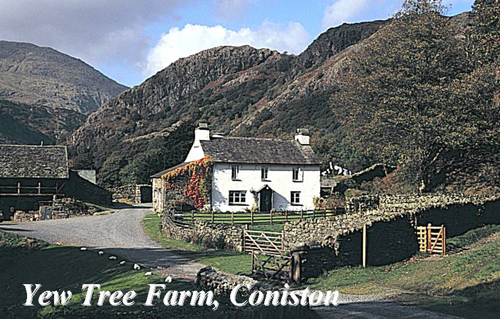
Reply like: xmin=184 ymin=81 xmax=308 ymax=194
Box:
xmin=295 ymin=128 xmax=310 ymax=145
xmin=194 ymin=122 xmax=210 ymax=145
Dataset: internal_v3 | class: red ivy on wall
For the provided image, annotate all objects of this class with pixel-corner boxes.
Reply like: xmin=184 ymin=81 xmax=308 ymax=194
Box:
xmin=162 ymin=157 xmax=213 ymax=208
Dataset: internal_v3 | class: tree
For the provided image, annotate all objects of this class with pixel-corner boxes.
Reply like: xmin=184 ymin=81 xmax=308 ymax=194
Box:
xmin=468 ymin=0 xmax=500 ymax=66
xmin=332 ymin=0 xmax=474 ymax=192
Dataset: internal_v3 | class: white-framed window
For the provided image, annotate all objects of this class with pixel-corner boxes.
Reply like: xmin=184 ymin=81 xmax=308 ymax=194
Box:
xmin=292 ymin=167 xmax=303 ymax=182
xmin=231 ymin=165 xmax=240 ymax=180
xmin=261 ymin=166 xmax=269 ymax=180
xmin=291 ymin=191 xmax=301 ymax=205
xmin=229 ymin=191 xmax=246 ymax=205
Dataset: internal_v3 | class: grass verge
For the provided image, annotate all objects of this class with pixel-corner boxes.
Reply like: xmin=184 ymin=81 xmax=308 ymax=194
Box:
xmin=142 ymin=214 xmax=252 ymax=275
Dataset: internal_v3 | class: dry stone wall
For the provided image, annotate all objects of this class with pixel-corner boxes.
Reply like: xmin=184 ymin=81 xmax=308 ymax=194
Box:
xmin=162 ymin=202 xmax=245 ymax=250
xmin=111 ymin=184 xmax=152 ymax=203
xmin=285 ymin=194 xmax=499 ymax=279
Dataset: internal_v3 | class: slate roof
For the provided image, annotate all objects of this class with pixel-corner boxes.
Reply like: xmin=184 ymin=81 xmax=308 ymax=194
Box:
xmin=150 ymin=162 xmax=187 ymax=178
xmin=0 ymin=144 xmax=69 ymax=179
xmin=200 ymin=137 xmax=320 ymax=165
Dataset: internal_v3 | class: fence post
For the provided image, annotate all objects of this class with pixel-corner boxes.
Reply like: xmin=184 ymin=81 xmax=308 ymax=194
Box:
xmin=362 ymin=224 xmax=367 ymax=268
xmin=242 ymin=229 xmax=245 ymax=253
xmin=17 ymin=182 xmax=21 ymax=194
xmin=38 ymin=182 xmax=41 ymax=195
xmin=285 ymin=210 xmax=288 ymax=222
xmin=251 ymin=210 xmax=254 ymax=225
xmin=443 ymin=226 xmax=446 ymax=256
xmin=191 ymin=210 xmax=194 ymax=224
xmin=270 ymin=211 xmax=273 ymax=224
xmin=427 ymin=223 xmax=432 ymax=253
xmin=251 ymin=252 xmax=255 ymax=274
xmin=313 ymin=210 xmax=316 ymax=219
xmin=231 ymin=211 xmax=234 ymax=225
xmin=211 ymin=210 xmax=214 ymax=223
xmin=281 ymin=231 xmax=285 ymax=251
xmin=300 ymin=210 xmax=304 ymax=220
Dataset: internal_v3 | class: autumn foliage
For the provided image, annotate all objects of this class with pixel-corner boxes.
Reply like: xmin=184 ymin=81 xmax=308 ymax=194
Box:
xmin=162 ymin=157 xmax=213 ymax=209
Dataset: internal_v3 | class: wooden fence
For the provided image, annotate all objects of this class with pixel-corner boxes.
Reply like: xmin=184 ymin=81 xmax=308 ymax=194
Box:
xmin=0 ymin=183 xmax=61 ymax=196
xmin=175 ymin=208 xmax=344 ymax=225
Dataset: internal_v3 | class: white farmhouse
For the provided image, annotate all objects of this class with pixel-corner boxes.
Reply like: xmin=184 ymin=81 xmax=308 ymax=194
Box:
xmin=152 ymin=123 xmax=321 ymax=212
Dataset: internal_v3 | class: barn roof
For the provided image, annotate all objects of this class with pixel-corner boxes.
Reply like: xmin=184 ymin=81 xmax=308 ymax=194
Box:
xmin=200 ymin=137 xmax=320 ymax=165
xmin=0 ymin=144 xmax=69 ymax=179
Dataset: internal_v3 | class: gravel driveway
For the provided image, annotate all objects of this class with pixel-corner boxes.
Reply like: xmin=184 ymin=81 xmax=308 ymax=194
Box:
xmin=0 ymin=204 xmax=205 ymax=280
xmin=0 ymin=205 xmax=463 ymax=318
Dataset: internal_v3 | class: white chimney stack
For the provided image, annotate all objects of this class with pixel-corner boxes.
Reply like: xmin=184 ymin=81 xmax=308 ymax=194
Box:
xmin=194 ymin=122 xmax=210 ymax=145
xmin=295 ymin=128 xmax=310 ymax=145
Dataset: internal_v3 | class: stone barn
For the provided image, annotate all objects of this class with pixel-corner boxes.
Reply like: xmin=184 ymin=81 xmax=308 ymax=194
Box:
xmin=0 ymin=144 xmax=111 ymax=220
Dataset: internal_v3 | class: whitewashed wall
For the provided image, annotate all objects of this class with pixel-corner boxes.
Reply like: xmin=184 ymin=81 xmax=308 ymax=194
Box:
xmin=211 ymin=163 xmax=320 ymax=212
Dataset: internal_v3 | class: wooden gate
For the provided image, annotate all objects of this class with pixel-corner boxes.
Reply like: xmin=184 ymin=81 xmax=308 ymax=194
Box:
xmin=251 ymin=253 xmax=291 ymax=281
xmin=243 ymin=230 xmax=293 ymax=281
xmin=242 ymin=230 xmax=284 ymax=256
xmin=417 ymin=224 xmax=446 ymax=255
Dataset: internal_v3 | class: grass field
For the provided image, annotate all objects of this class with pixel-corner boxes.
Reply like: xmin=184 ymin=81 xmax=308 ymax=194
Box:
xmin=308 ymin=225 xmax=500 ymax=319
xmin=142 ymin=214 xmax=252 ymax=275
xmin=0 ymin=231 xmax=213 ymax=318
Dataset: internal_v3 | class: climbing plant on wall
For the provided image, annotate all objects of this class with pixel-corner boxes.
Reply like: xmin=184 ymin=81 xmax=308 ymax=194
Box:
xmin=162 ymin=157 xmax=213 ymax=209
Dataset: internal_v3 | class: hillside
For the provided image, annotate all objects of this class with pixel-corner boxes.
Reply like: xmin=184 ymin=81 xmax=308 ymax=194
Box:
xmin=0 ymin=41 xmax=127 ymax=144
xmin=70 ymin=13 xmax=480 ymax=188
xmin=70 ymin=20 xmax=387 ymax=187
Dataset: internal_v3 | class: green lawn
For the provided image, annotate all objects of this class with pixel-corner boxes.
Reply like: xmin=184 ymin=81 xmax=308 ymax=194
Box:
xmin=0 ymin=231 xmax=213 ymax=318
xmin=307 ymin=225 xmax=500 ymax=319
xmin=142 ymin=214 xmax=252 ymax=275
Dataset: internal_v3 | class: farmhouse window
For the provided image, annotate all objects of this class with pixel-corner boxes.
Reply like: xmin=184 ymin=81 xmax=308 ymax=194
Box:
xmin=231 ymin=165 xmax=240 ymax=180
xmin=291 ymin=191 xmax=301 ymax=205
xmin=261 ymin=166 xmax=269 ymax=180
xmin=292 ymin=167 xmax=303 ymax=182
xmin=229 ymin=191 xmax=246 ymax=205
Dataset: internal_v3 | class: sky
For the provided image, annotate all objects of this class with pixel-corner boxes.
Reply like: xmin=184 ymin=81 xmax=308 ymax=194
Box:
xmin=0 ymin=0 xmax=475 ymax=87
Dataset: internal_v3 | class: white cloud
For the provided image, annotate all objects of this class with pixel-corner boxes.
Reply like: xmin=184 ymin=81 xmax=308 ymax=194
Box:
xmin=0 ymin=0 xmax=194 ymax=85
xmin=322 ymin=0 xmax=369 ymax=29
xmin=145 ymin=21 xmax=310 ymax=76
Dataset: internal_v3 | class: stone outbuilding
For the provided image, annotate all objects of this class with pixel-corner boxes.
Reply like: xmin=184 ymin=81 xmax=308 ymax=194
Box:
xmin=0 ymin=144 xmax=111 ymax=219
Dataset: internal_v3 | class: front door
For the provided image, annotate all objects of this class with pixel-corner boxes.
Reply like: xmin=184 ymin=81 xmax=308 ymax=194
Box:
xmin=259 ymin=186 xmax=272 ymax=212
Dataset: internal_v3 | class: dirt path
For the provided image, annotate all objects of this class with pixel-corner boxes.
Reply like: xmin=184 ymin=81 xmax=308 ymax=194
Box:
xmin=0 ymin=205 xmax=205 ymax=280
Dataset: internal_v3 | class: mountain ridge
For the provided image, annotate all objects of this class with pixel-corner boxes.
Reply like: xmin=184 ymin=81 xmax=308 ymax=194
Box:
xmin=0 ymin=40 xmax=128 ymax=144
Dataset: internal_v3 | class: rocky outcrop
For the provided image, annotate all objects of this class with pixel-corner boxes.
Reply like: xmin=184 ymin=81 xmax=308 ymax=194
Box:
xmin=295 ymin=20 xmax=386 ymax=69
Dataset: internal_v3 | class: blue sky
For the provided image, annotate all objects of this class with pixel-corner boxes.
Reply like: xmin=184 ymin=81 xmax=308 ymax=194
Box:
xmin=0 ymin=0 xmax=475 ymax=87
